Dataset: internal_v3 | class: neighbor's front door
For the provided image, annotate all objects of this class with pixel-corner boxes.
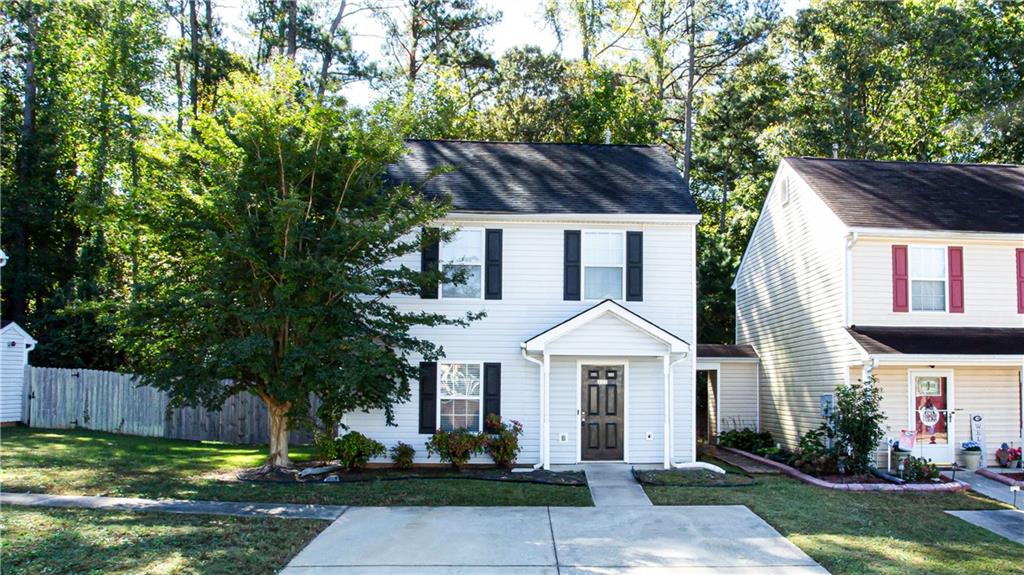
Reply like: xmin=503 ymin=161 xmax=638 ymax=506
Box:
xmin=910 ymin=370 xmax=954 ymax=463
xmin=581 ymin=364 xmax=624 ymax=461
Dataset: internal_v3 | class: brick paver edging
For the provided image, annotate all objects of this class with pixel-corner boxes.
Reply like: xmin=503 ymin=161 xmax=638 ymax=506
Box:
xmin=976 ymin=468 xmax=1024 ymax=487
xmin=717 ymin=447 xmax=970 ymax=492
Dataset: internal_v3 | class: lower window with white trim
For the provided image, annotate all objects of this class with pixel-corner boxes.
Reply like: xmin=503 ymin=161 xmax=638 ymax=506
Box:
xmin=438 ymin=362 xmax=483 ymax=432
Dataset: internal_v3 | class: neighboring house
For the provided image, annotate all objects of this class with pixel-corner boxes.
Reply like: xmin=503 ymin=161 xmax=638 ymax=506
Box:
xmin=343 ymin=139 xmax=711 ymax=468
xmin=0 ymin=321 xmax=36 ymax=424
xmin=734 ymin=157 xmax=1024 ymax=466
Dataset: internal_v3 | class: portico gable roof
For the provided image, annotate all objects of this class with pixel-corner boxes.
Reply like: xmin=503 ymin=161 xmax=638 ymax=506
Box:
xmin=522 ymin=300 xmax=690 ymax=354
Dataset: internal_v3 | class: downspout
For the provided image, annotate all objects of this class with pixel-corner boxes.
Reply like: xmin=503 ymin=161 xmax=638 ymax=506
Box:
xmin=668 ymin=351 xmax=688 ymax=468
xmin=521 ymin=346 xmax=545 ymax=470
xmin=845 ymin=231 xmax=859 ymax=326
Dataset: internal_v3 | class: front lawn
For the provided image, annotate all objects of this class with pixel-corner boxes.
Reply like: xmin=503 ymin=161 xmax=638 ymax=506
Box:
xmin=0 ymin=506 xmax=324 ymax=575
xmin=1 ymin=427 xmax=592 ymax=506
xmin=643 ymin=459 xmax=1024 ymax=575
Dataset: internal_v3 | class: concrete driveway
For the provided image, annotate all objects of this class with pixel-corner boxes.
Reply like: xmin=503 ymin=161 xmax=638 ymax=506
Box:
xmin=280 ymin=505 xmax=828 ymax=574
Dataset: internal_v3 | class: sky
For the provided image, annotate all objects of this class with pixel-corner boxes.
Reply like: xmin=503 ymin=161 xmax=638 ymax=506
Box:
xmin=212 ymin=0 xmax=807 ymax=106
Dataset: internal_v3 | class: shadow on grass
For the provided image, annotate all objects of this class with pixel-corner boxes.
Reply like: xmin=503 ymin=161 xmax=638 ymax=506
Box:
xmin=1 ymin=506 xmax=324 ymax=575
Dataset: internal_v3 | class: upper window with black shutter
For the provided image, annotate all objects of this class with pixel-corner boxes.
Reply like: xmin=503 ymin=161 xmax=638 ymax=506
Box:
xmin=441 ymin=229 xmax=484 ymax=299
xmin=582 ymin=231 xmax=625 ymax=300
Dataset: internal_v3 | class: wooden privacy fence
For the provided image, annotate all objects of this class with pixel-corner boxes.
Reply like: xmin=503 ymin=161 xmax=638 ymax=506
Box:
xmin=25 ymin=366 xmax=316 ymax=445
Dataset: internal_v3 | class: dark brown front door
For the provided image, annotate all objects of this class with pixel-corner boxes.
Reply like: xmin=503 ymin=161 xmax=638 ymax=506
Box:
xmin=581 ymin=364 xmax=624 ymax=461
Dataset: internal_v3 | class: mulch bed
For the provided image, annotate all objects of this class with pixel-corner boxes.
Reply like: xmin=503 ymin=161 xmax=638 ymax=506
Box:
xmin=237 ymin=462 xmax=588 ymax=486
xmin=632 ymin=468 xmax=757 ymax=488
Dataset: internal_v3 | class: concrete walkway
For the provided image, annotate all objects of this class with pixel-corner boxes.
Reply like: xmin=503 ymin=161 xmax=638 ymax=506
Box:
xmin=280 ymin=505 xmax=829 ymax=574
xmin=1 ymin=492 xmax=346 ymax=520
xmin=946 ymin=510 xmax=1024 ymax=545
xmin=581 ymin=463 xmax=653 ymax=506
xmin=941 ymin=469 xmax=1022 ymax=508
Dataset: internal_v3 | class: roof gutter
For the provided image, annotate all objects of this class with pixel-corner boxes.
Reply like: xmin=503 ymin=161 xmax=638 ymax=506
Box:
xmin=848 ymin=227 xmax=1024 ymax=243
xmin=442 ymin=212 xmax=703 ymax=225
xmin=871 ymin=354 xmax=1024 ymax=366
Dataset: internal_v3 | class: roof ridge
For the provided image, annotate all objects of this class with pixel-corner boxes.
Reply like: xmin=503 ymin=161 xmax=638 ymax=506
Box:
xmin=403 ymin=138 xmax=659 ymax=148
xmin=786 ymin=156 xmax=1023 ymax=169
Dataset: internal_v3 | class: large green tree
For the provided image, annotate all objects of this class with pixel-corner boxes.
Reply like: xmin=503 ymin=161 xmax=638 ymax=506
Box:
xmin=116 ymin=63 xmax=477 ymax=467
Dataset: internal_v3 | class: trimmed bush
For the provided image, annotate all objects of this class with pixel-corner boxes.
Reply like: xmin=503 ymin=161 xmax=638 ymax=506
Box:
xmin=426 ymin=429 xmax=484 ymax=470
xmin=390 ymin=441 xmax=416 ymax=470
xmin=483 ymin=414 xmax=524 ymax=470
xmin=318 ymin=431 xmax=386 ymax=471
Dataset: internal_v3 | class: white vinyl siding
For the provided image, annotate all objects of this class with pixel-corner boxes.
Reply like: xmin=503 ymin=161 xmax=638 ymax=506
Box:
xmin=344 ymin=219 xmax=697 ymax=465
xmin=0 ymin=327 xmax=32 ymax=423
xmin=716 ymin=361 xmax=760 ymax=432
xmin=545 ymin=313 xmax=669 ymax=356
xmin=851 ymin=240 xmax=1024 ymax=327
xmin=734 ymin=161 xmax=862 ymax=449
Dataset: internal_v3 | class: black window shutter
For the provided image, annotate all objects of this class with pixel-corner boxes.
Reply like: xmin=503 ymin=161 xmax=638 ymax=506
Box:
xmin=626 ymin=231 xmax=643 ymax=301
xmin=564 ymin=230 xmax=581 ymax=300
xmin=418 ymin=361 xmax=437 ymax=434
xmin=485 ymin=229 xmax=502 ymax=300
xmin=483 ymin=362 xmax=501 ymax=431
xmin=420 ymin=227 xmax=439 ymax=299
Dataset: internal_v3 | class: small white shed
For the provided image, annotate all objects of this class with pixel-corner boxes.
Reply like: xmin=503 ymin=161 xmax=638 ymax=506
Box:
xmin=1 ymin=321 xmax=37 ymax=423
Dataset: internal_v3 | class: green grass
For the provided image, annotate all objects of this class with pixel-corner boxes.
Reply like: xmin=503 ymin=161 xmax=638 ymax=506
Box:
xmin=1 ymin=427 xmax=592 ymax=506
xmin=0 ymin=506 xmax=324 ymax=575
xmin=643 ymin=459 xmax=1024 ymax=575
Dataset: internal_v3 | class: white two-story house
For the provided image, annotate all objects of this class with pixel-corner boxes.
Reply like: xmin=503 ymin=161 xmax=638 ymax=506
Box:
xmin=344 ymin=140 xmax=703 ymax=468
xmin=734 ymin=157 xmax=1024 ymax=467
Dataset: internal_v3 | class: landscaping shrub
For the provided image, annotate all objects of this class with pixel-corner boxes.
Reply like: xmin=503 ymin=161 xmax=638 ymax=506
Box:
xmin=426 ymin=429 xmax=485 ymax=470
xmin=718 ymin=428 xmax=774 ymax=452
xmin=327 ymin=432 xmax=386 ymax=471
xmin=897 ymin=454 xmax=940 ymax=482
xmin=792 ymin=379 xmax=887 ymax=476
xmin=390 ymin=442 xmax=416 ymax=470
xmin=483 ymin=414 xmax=524 ymax=470
xmin=313 ymin=431 xmax=340 ymax=462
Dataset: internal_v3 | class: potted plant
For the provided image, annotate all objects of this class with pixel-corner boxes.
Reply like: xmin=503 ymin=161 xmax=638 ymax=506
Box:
xmin=961 ymin=440 xmax=983 ymax=470
xmin=889 ymin=439 xmax=911 ymax=463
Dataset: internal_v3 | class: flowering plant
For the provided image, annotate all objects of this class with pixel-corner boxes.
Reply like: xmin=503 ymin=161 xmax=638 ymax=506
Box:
xmin=961 ymin=440 xmax=983 ymax=451
xmin=995 ymin=443 xmax=1022 ymax=467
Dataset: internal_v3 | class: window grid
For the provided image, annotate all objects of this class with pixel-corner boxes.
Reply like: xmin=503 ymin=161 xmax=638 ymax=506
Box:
xmin=440 ymin=228 xmax=484 ymax=300
xmin=581 ymin=230 xmax=626 ymax=301
xmin=437 ymin=362 xmax=483 ymax=432
xmin=909 ymin=246 xmax=947 ymax=312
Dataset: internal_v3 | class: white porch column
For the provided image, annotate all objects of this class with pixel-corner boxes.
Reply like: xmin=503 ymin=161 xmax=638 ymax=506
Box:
xmin=543 ymin=352 xmax=551 ymax=470
xmin=663 ymin=354 xmax=671 ymax=469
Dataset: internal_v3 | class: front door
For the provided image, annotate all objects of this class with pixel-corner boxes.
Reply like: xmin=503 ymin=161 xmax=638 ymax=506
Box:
xmin=581 ymin=364 xmax=624 ymax=461
xmin=910 ymin=370 xmax=954 ymax=463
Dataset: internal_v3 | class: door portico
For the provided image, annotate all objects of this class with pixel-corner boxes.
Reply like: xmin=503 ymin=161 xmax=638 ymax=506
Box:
xmin=521 ymin=300 xmax=691 ymax=469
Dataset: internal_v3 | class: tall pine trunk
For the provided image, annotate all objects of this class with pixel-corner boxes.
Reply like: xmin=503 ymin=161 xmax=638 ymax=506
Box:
xmin=10 ymin=2 xmax=39 ymax=323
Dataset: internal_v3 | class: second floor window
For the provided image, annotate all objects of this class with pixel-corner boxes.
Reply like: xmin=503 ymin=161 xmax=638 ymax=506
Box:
xmin=441 ymin=229 xmax=483 ymax=299
xmin=910 ymin=246 xmax=946 ymax=311
xmin=583 ymin=231 xmax=625 ymax=300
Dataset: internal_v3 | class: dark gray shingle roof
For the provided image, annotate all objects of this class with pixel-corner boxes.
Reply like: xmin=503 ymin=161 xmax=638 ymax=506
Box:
xmin=848 ymin=326 xmax=1024 ymax=355
xmin=696 ymin=344 xmax=758 ymax=359
xmin=785 ymin=157 xmax=1024 ymax=233
xmin=386 ymin=140 xmax=698 ymax=215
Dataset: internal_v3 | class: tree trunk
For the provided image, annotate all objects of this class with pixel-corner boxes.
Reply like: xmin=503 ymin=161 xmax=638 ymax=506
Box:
xmin=682 ymin=23 xmax=696 ymax=188
xmin=265 ymin=397 xmax=292 ymax=468
xmin=188 ymin=0 xmax=199 ymax=117
xmin=719 ymin=181 xmax=728 ymax=233
xmin=286 ymin=0 xmax=297 ymax=60
xmin=317 ymin=0 xmax=348 ymax=99
xmin=9 ymin=1 xmax=38 ymax=323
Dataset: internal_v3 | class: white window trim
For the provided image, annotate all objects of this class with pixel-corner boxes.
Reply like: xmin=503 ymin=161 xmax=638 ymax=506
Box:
xmin=436 ymin=360 xmax=485 ymax=432
xmin=439 ymin=227 xmax=485 ymax=301
xmin=908 ymin=244 xmax=949 ymax=313
xmin=580 ymin=229 xmax=627 ymax=302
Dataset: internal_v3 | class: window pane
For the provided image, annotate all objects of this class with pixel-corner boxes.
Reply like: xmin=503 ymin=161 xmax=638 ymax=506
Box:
xmin=439 ymin=399 xmax=480 ymax=432
xmin=442 ymin=264 xmax=481 ymax=298
xmin=910 ymin=247 xmax=945 ymax=278
xmin=443 ymin=229 xmax=482 ymax=265
xmin=584 ymin=267 xmax=623 ymax=300
xmin=912 ymin=280 xmax=946 ymax=311
xmin=583 ymin=232 xmax=624 ymax=266
xmin=439 ymin=363 xmax=482 ymax=397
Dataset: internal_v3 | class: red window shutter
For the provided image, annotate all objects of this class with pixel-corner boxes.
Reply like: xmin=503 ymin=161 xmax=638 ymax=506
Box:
xmin=892 ymin=245 xmax=909 ymax=312
xmin=948 ymin=246 xmax=964 ymax=313
xmin=1017 ymin=248 xmax=1024 ymax=314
